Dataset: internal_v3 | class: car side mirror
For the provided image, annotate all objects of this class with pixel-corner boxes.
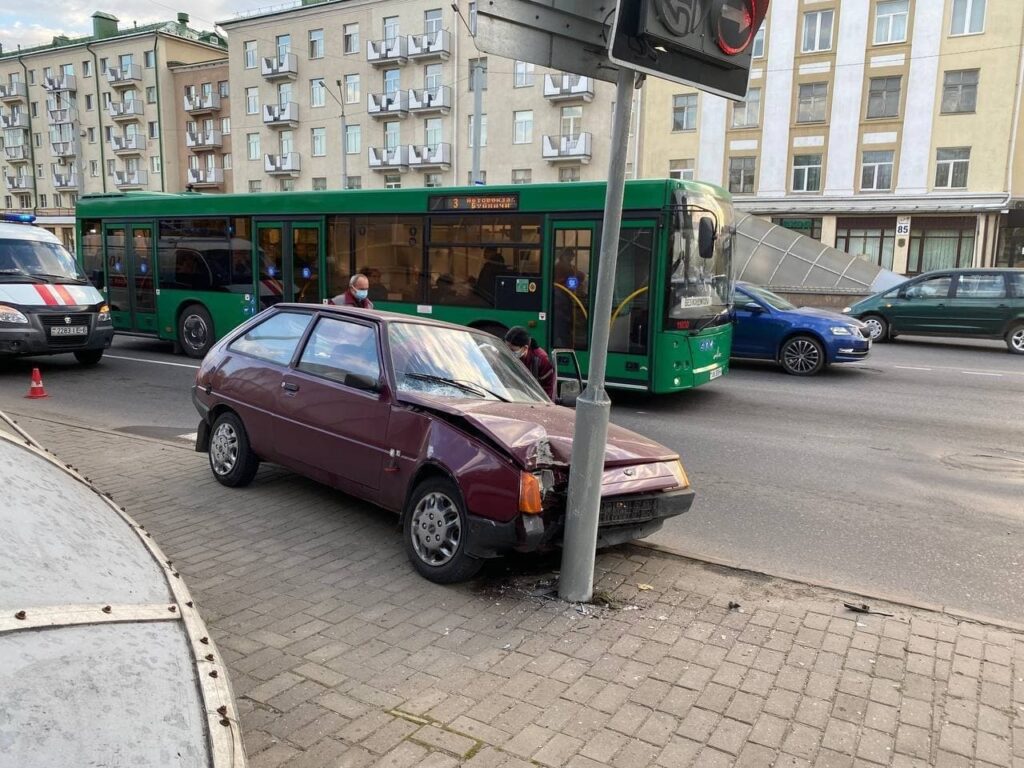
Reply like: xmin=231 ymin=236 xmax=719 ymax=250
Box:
xmin=741 ymin=302 xmax=764 ymax=313
xmin=698 ymin=216 xmax=717 ymax=260
xmin=344 ymin=372 xmax=379 ymax=392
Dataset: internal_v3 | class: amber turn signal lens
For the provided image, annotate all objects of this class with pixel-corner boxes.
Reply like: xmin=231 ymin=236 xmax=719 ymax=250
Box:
xmin=669 ymin=460 xmax=690 ymax=489
xmin=519 ymin=472 xmax=544 ymax=514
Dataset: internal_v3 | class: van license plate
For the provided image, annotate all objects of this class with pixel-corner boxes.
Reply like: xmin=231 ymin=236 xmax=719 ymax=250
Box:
xmin=50 ymin=326 xmax=88 ymax=336
xmin=710 ymin=368 xmax=723 ymax=380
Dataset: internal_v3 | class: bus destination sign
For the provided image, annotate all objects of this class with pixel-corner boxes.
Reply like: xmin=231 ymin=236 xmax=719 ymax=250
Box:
xmin=428 ymin=194 xmax=519 ymax=212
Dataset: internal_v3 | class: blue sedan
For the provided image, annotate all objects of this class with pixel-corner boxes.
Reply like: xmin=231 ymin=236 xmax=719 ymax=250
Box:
xmin=731 ymin=282 xmax=871 ymax=375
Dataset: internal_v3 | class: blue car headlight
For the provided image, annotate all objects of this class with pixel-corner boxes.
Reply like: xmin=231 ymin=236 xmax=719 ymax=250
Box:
xmin=830 ymin=326 xmax=854 ymax=336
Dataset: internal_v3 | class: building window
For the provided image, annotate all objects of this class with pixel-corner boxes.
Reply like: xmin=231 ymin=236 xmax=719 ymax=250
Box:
xmin=144 ymin=50 xmax=155 ymax=68
xmin=468 ymin=58 xmax=487 ymax=91
xmin=347 ymin=176 xmax=361 ymax=189
xmin=84 ymin=94 xmax=93 ymax=111
xmin=385 ymin=173 xmax=401 ymax=189
xmin=559 ymin=166 xmax=581 ymax=183
xmin=511 ymin=168 xmax=531 ymax=184
xmin=424 ymin=117 xmax=442 ymax=149
xmin=792 ymin=154 xmax=822 ymax=192
xmin=513 ymin=110 xmax=533 ymax=144
xmin=344 ymin=74 xmax=360 ymax=103
xmin=34 ymin=133 xmax=42 ymax=147
xmin=861 ymin=150 xmax=895 ymax=190
xmin=223 ymin=153 xmax=232 ymax=169
xmin=941 ymin=69 xmax=979 ymax=114
xmin=244 ymin=41 xmax=257 ymax=69
xmin=83 ymin=60 xmax=92 ymax=77
xmin=148 ymin=121 xmax=159 ymax=139
xmin=796 ymin=82 xmax=828 ymax=123
xmin=88 ymin=127 xmax=96 ymax=143
xmin=30 ymin=102 xmax=38 ymax=118
xmin=249 ymin=180 xmax=262 ymax=193
xmin=467 ymin=170 xmax=487 ymax=184
xmin=908 ymin=219 xmax=976 ymax=273
xmin=151 ymin=156 xmax=161 ymax=174
xmin=245 ymin=87 xmax=259 ymax=115
xmin=219 ymin=81 xmax=229 ymax=97
xmin=669 ymin=159 xmax=695 ymax=180
xmin=276 ymin=34 xmax=291 ymax=59
xmin=146 ymin=86 xmax=157 ymax=104
xmin=469 ymin=2 xmax=477 ymax=34
xmin=951 ymin=0 xmax=985 ymax=35
xmin=867 ymin=76 xmax=901 ymax=119
xmin=424 ymin=173 xmax=442 ymax=188
xmin=729 ymin=157 xmax=756 ymax=194
xmin=672 ymin=93 xmax=698 ymax=131
xmin=280 ymin=179 xmax=295 ymax=192
xmin=309 ymin=29 xmax=324 ymax=59
xmin=424 ymin=8 xmax=443 ymax=35
xmin=874 ymin=0 xmax=909 ymax=45
xmin=752 ymin=24 xmax=766 ymax=58
xmin=90 ymin=160 xmax=99 ymax=177
xmin=802 ymin=10 xmax=833 ymax=53
xmin=514 ymin=61 xmax=535 ymax=87
xmin=468 ymin=114 xmax=487 ymax=147
xmin=247 ymin=133 xmax=260 ymax=160
xmin=836 ymin=219 xmax=896 ymax=270
xmin=772 ymin=217 xmax=823 ymax=241
xmin=36 ymin=164 xmax=44 ymax=179
xmin=560 ymin=106 xmax=582 ymax=138
xmin=311 ymin=78 xmax=326 ymax=108
xmin=39 ymin=194 xmax=47 ymax=208
xmin=935 ymin=148 xmax=970 ymax=188
xmin=731 ymin=87 xmax=761 ymax=129
xmin=344 ymin=23 xmax=359 ymax=54
xmin=383 ymin=16 xmax=399 ymax=42
xmin=221 ymin=117 xmax=231 ymax=135
xmin=383 ymin=69 xmax=400 ymax=95
xmin=312 ymin=177 xmax=327 ymax=191
xmin=384 ymin=121 xmax=400 ymax=150
xmin=312 ymin=127 xmax=326 ymax=156
xmin=345 ymin=124 xmax=360 ymax=154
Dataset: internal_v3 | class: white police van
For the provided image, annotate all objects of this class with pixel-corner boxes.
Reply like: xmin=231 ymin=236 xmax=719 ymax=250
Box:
xmin=0 ymin=213 xmax=113 ymax=364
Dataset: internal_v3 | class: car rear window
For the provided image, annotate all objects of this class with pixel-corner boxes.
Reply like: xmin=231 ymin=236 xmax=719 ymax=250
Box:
xmin=956 ymin=274 xmax=1006 ymax=299
xmin=1009 ymin=273 xmax=1024 ymax=298
xmin=229 ymin=311 xmax=312 ymax=365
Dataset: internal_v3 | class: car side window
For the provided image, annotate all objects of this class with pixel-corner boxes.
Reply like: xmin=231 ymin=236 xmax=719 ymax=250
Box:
xmin=956 ymin=274 xmax=1006 ymax=299
xmin=228 ymin=311 xmax=312 ymax=365
xmin=904 ymin=276 xmax=951 ymax=299
xmin=297 ymin=317 xmax=381 ymax=385
xmin=1009 ymin=273 xmax=1024 ymax=298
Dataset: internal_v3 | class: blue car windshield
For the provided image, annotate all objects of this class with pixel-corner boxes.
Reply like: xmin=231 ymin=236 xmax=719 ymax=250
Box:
xmin=742 ymin=284 xmax=796 ymax=311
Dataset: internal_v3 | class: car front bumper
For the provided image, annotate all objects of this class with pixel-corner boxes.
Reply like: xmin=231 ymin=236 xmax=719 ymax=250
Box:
xmin=829 ymin=336 xmax=871 ymax=363
xmin=0 ymin=311 xmax=113 ymax=356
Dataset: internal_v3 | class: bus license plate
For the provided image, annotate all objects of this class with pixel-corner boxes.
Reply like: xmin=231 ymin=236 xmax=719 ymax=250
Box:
xmin=50 ymin=326 xmax=88 ymax=337
xmin=710 ymin=368 xmax=723 ymax=380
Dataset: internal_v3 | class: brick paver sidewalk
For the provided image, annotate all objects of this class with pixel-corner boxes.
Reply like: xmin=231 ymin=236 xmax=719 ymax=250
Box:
xmin=9 ymin=412 xmax=1024 ymax=768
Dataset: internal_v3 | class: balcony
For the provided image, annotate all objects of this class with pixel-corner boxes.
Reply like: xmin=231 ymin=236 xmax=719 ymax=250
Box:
xmin=261 ymin=53 xmax=298 ymax=81
xmin=112 ymin=169 xmax=148 ymax=188
xmin=368 ymin=145 xmax=409 ymax=170
xmin=542 ymin=132 xmax=593 ymax=163
xmin=368 ymin=91 xmax=409 ymax=118
xmin=409 ymin=86 xmax=451 ymax=115
xmin=110 ymin=134 xmax=147 ymax=155
xmin=408 ymin=142 xmax=451 ymax=170
xmin=108 ymin=100 xmax=144 ymax=122
xmin=367 ymin=37 xmax=408 ymax=66
xmin=0 ymin=111 xmax=28 ymax=129
xmin=4 ymin=173 xmax=32 ymax=190
xmin=43 ymin=74 xmax=77 ymax=93
xmin=183 ymin=92 xmax=221 ymax=115
xmin=51 ymin=141 xmax=77 ymax=159
xmin=53 ymin=170 xmax=79 ymax=190
xmin=4 ymin=144 xmax=30 ymax=163
xmin=186 ymin=129 xmax=223 ymax=151
xmin=263 ymin=101 xmax=299 ymax=128
xmin=265 ymin=152 xmax=301 ymax=176
xmin=543 ymin=73 xmax=595 ymax=103
xmin=48 ymin=106 xmax=78 ymax=125
xmin=106 ymin=65 xmax=142 ymax=88
xmin=0 ymin=82 xmax=27 ymax=102
xmin=408 ymin=29 xmax=450 ymax=60
xmin=187 ymin=167 xmax=224 ymax=188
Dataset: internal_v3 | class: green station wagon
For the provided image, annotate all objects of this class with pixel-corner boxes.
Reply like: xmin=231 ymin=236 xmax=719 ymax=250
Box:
xmin=843 ymin=268 xmax=1024 ymax=354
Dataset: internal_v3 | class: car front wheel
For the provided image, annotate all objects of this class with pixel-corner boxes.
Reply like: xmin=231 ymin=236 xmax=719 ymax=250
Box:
xmin=861 ymin=314 xmax=889 ymax=342
xmin=403 ymin=477 xmax=483 ymax=583
xmin=780 ymin=335 xmax=825 ymax=376
xmin=74 ymin=349 xmax=104 ymax=366
xmin=1006 ymin=322 xmax=1024 ymax=355
xmin=209 ymin=411 xmax=260 ymax=487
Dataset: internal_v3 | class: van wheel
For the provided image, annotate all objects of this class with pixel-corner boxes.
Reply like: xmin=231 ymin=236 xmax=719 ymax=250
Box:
xmin=1006 ymin=323 xmax=1024 ymax=355
xmin=861 ymin=314 xmax=889 ymax=342
xmin=179 ymin=304 xmax=214 ymax=359
xmin=209 ymin=412 xmax=260 ymax=487
xmin=403 ymin=477 xmax=483 ymax=583
xmin=74 ymin=349 xmax=104 ymax=366
xmin=780 ymin=336 xmax=825 ymax=376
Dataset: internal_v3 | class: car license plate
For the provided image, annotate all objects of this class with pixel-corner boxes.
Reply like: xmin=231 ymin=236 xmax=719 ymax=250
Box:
xmin=50 ymin=326 xmax=88 ymax=337
xmin=710 ymin=368 xmax=723 ymax=380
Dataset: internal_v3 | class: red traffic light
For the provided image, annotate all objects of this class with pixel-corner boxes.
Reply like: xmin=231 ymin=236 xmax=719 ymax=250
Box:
xmin=713 ymin=0 xmax=769 ymax=55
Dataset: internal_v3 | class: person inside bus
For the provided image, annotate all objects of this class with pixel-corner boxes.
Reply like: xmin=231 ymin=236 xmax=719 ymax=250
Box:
xmin=332 ymin=273 xmax=374 ymax=309
xmin=474 ymin=248 xmax=506 ymax=307
xmin=504 ymin=326 xmax=556 ymax=400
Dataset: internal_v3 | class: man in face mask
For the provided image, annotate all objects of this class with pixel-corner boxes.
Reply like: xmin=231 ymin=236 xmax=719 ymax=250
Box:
xmin=333 ymin=273 xmax=374 ymax=309
xmin=504 ymin=326 xmax=556 ymax=400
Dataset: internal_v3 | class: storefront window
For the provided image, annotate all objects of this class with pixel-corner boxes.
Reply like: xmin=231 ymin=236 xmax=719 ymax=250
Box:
xmin=835 ymin=219 xmax=896 ymax=270
xmin=907 ymin=218 xmax=975 ymax=274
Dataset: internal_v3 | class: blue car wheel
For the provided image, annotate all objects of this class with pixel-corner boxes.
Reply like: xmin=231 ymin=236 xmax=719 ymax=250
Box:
xmin=780 ymin=335 xmax=825 ymax=376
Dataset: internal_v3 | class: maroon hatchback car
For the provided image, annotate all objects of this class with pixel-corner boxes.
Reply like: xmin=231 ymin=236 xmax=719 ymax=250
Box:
xmin=193 ymin=305 xmax=695 ymax=583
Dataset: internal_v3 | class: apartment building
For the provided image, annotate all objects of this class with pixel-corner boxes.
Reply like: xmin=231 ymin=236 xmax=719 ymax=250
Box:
xmin=169 ymin=59 xmax=233 ymax=192
xmin=217 ymin=0 xmax=636 ymax=192
xmin=0 ymin=11 xmax=226 ymax=245
xmin=638 ymin=0 xmax=1024 ymax=275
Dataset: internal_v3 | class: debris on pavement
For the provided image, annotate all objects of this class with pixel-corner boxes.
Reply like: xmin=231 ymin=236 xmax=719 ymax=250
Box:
xmin=844 ymin=601 xmax=894 ymax=616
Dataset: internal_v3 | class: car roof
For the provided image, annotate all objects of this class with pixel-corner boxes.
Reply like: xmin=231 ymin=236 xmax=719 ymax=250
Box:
xmin=0 ymin=222 xmax=65 ymax=244
xmin=270 ymin=302 xmax=489 ymax=334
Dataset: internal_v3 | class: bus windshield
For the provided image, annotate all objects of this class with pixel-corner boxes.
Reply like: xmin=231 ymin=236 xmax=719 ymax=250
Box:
xmin=0 ymin=238 xmax=88 ymax=283
xmin=665 ymin=190 xmax=734 ymax=323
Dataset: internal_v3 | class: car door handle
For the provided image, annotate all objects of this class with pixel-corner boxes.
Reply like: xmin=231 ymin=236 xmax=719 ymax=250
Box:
xmin=281 ymin=382 xmax=299 ymax=392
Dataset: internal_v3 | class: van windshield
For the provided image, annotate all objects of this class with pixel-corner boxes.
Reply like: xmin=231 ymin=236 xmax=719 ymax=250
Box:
xmin=0 ymin=238 xmax=88 ymax=283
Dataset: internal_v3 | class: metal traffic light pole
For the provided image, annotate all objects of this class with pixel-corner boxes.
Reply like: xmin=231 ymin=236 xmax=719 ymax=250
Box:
xmin=559 ymin=65 xmax=638 ymax=603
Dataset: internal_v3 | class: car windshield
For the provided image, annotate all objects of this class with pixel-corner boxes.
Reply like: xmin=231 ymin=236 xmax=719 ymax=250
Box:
xmin=741 ymin=284 xmax=796 ymax=311
xmin=389 ymin=322 xmax=549 ymax=404
xmin=0 ymin=237 xmax=87 ymax=283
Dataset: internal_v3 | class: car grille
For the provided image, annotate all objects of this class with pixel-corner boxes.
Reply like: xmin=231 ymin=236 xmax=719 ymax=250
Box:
xmin=599 ymin=497 xmax=658 ymax=527
xmin=39 ymin=313 xmax=92 ymax=346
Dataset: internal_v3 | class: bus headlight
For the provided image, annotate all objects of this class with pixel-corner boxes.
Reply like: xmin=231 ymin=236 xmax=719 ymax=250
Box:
xmin=98 ymin=304 xmax=111 ymax=323
xmin=0 ymin=305 xmax=29 ymax=324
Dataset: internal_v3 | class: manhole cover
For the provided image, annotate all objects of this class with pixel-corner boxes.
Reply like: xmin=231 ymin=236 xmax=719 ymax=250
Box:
xmin=941 ymin=452 xmax=1024 ymax=474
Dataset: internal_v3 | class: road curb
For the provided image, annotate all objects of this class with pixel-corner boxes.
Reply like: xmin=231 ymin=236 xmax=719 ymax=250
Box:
xmin=2 ymin=410 xmax=194 ymax=452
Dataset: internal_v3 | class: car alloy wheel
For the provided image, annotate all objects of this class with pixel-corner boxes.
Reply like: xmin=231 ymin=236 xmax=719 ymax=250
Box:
xmin=781 ymin=336 xmax=824 ymax=376
xmin=862 ymin=316 xmax=886 ymax=341
xmin=1008 ymin=324 xmax=1024 ymax=355
xmin=210 ymin=421 xmax=239 ymax=476
xmin=410 ymin=491 xmax=462 ymax=567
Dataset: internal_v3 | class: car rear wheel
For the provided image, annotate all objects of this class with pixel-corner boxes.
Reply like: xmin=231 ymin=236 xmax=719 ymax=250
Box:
xmin=780 ymin=336 xmax=825 ymax=376
xmin=209 ymin=412 xmax=260 ymax=487
xmin=74 ymin=349 xmax=103 ymax=366
xmin=179 ymin=304 xmax=214 ymax=359
xmin=403 ymin=477 xmax=483 ymax=583
xmin=861 ymin=314 xmax=889 ymax=342
xmin=1006 ymin=322 xmax=1024 ymax=355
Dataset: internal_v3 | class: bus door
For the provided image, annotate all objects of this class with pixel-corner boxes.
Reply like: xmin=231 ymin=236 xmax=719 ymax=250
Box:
xmin=255 ymin=221 xmax=324 ymax=308
xmin=103 ymin=222 xmax=157 ymax=334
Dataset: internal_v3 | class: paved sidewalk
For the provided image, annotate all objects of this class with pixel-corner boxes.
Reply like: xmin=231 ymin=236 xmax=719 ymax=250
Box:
xmin=8 ymin=412 xmax=1024 ymax=768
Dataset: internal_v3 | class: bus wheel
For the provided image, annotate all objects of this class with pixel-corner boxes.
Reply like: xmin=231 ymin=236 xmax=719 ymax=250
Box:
xmin=473 ymin=322 xmax=507 ymax=339
xmin=179 ymin=304 xmax=214 ymax=359
xmin=74 ymin=349 xmax=104 ymax=366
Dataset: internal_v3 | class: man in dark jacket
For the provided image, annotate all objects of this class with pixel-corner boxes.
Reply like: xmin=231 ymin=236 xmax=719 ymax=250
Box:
xmin=504 ymin=326 xmax=556 ymax=400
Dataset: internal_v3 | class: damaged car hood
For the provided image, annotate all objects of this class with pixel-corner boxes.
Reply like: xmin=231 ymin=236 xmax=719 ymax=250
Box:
xmin=398 ymin=393 xmax=677 ymax=470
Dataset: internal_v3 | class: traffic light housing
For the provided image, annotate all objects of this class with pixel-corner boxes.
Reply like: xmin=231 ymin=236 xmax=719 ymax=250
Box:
xmin=608 ymin=0 xmax=770 ymax=99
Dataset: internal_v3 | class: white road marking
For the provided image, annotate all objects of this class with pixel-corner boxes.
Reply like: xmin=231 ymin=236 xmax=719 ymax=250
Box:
xmin=895 ymin=365 xmax=933 ymax=371
xmin=105 ymin=354 xmax=200 ymax=370
xmin=961 ymin=371 xmax=1003 ymax=377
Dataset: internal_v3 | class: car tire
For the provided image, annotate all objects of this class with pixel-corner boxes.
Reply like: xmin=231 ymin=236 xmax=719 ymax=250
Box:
xmin=1006 ymin=322 xmax=1024 ymax=355
xmin=403 ymin=476 xmax=483 ymax=584
xmin=780 ymin=335 xmax=826 ymax=376
xmin=74 ymin=349 xmax=104 ymax=366
xmin=208 ymin=411 xmax=260 ymax=487
xmin=179 ymin=304 xmax=214 ymax=359
xmin=861 ymin=314 xmax=889 ymax=342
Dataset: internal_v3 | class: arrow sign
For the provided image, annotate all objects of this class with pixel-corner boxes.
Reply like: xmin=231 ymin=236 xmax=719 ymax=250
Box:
xmin=715 ymin=0 xmax=756 ymax=54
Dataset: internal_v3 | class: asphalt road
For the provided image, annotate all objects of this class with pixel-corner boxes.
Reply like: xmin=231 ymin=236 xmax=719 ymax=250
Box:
xmin=1 ymin=334 xmax=1022 ymax=623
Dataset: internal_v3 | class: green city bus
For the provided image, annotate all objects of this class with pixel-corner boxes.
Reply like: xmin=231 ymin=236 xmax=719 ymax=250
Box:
xmin=76 ymin=179 xmax=735 ymax=393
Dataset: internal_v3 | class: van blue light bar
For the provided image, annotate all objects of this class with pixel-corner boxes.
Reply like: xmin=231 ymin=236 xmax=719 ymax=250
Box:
xmin=1 ymin=213 xmax=36 ymax=224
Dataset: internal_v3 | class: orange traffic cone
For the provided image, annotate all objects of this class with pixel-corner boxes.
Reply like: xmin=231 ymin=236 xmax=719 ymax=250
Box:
xmin=25 ymin=368 xmax=48 ymax=399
